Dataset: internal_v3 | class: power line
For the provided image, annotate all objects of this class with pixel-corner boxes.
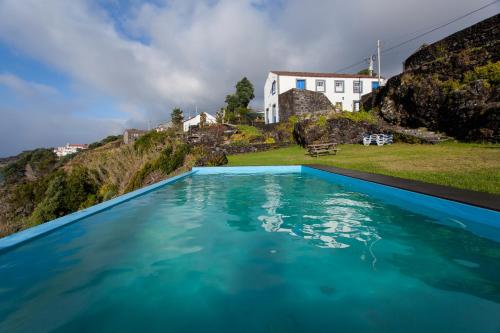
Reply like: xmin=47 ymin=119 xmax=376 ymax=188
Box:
xmin=382 ymin=0 xmax=499 ymax=55
xmin=333 ymin=0 xmax=499 ymax=72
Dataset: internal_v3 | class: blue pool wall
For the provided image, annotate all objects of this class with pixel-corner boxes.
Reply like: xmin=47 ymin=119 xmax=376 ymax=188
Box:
xmin=1 ymin=165 xmax=498 ymax=252
xmin=301 ymin=166 xmax=500 ymax=235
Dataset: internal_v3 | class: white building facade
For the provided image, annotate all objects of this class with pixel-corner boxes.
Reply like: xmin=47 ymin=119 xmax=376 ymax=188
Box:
xmin=264 ymin=71 xmax=385 ymax=124
xmin=53 ymin=144 xmax=88 ymax=157
xmin=183 ymin=112 xmax=217 ymax=132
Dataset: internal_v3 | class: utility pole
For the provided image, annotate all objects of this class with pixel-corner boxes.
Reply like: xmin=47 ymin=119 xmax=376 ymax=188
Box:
xmin=377 ymin=40 xmax=381 ymax=85
xmin=368 ymin=56 xmax=374 ymax=77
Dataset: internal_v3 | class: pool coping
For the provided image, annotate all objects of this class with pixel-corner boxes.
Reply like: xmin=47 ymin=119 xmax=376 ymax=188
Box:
xmin=306 ymin=164 xmax=500 ymax=212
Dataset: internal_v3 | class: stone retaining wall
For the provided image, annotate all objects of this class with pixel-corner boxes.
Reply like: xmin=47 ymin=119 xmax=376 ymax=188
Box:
xmin=278 ymin=88 xmax=334 ymax=122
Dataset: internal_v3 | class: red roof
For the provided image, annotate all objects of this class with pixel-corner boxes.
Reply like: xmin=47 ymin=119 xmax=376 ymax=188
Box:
xmin=271 ymin=71 xmax=376 ymax=79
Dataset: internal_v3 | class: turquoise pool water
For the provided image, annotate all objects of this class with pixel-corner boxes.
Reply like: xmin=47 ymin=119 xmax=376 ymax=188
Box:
xmin=1 ymin=172 xmax=500 ymax=332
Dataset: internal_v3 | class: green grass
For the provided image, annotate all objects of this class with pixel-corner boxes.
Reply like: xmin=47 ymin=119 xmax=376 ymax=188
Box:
xmin=227 ymin=143 xmax=500 ymax=194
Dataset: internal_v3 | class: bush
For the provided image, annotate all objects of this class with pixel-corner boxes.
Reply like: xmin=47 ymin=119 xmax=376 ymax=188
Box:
xmin=88 ymin=135 xmax=122 ymax=149
xmin=332 ymin=111 xmax=377 ymax=124
xmin=28 ymin=166 xmax=100 ymax=226
xmin=441 ymin=79 xmax=462 ymax=92
xmin=232 ymin=125 xmax=264 ymax=144
xmin=133 ymin=131 xmax=170 ymax=153
xmin=126 ymin=144 xmax=190 ymax=192
xmin=463 ymin=61 xmax=500 ymax=85
xmin=1 ymin=148 xmax=57 ymax=184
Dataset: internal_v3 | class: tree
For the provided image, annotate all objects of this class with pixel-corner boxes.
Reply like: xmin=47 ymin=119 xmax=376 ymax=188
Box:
xmin=224 ymin=77 xmax=255 ymax=123
xmin=224 ymin=94 xmax=239 ymax=113
xmin=357 ymin=68 xmax=377 ymax=77
xmin=200 ymin=112 xmax=207 ymax=128
xmin=235 ymin=77 xmax=255 ymax=108
xmin=236 ymin=107 xmax=250 ymax=124
xmin=171 ymin=108 xmax=184 ymax=129
xmin=216 ymin=108 xmax=224 ymax=124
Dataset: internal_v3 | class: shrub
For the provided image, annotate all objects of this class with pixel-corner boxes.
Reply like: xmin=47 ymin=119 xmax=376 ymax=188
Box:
xmin=315 ymin=115 xmax=328 ymax=128
xmin=126 ymin=144 xmax=190 ymax=192
xmin=28 ymin=166 xmax=100 ymax=226
xmin=98 ymin=183 xmax=119 ymax=201
xmin=332 ymin=111 xmax=377 ymax=124
xmin=133 ymin=131 xmax=170 ymax=153
xmin=463 ymin=61 xmax=500 ymax=85
xmin=88 ymin=135 xmax=122 ymax=149
xmin=1 ymin=148 xmax=57 ymax=184
xmin=441 ymin=79 xmax=462 ymax=92
xmin=232 ymin=125 xmax=264 ymax=144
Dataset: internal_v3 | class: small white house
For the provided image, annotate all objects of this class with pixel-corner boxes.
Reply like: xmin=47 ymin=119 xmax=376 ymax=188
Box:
xmin=53 ymin=143 xmax=88 ymax=157
xmin=264 ymin=71 xmax=385 ymax=124
xmin=183 ymin=112 xmax=217 ymax=132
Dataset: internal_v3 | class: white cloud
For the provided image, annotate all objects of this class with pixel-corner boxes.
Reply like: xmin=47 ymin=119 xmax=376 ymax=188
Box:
xmin=0 ymin=73 xmax=124 ymax=156
xmin=0 ymin=0 xmax=496 ymax=155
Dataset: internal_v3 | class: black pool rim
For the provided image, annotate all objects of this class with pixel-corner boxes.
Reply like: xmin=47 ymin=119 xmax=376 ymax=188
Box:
xmin=306 ymin=164 xmax=500 ymax=212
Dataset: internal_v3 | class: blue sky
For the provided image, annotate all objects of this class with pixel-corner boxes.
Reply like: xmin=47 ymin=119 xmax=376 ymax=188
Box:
xmin=0 ymin=0 xmax=498 ymax=157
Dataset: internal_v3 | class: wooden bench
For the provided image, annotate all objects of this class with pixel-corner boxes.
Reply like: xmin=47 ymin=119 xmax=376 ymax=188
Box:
xmin=306 ymin=143 xmax=339 ymax=157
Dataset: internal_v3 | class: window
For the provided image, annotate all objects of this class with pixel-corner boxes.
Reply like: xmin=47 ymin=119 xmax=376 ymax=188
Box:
xmin=315 ymin=80 xmax=326 ymax=92
xmin=272 ymin=104 xmax=277 ymax=123
xmin=296 ymin=79 xmax=306 ymax=90
xmin=335 ymin=102 xmax=343 ymax=110
xmin=271 ymin=80 xmax=276 ymax=95
xmin=353 ymin=81 xmax=363 ymax=94
xmin=371 ymin=81 xmax=379 ymax=91
xmin=353 ymin=101 xmax=360 ymax=112
xmin=334 ymin=80 xmax=344 ymax=93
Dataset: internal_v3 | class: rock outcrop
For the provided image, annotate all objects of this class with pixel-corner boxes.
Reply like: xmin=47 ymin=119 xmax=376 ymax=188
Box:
xmin=366 ymin=14 xmax=499 ymax=141
xmin=278 ymin=88 xmax=335 ymax=122
xmin=293 ymin=118 xmax=386 ymax=146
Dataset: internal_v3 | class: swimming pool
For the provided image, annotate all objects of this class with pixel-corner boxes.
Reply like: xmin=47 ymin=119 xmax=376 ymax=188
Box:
xmin=1 ymin=166 xmax=499 ymax=332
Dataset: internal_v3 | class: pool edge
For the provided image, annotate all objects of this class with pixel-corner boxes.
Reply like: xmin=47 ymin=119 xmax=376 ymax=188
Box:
xmin=304 ymin=164 xmax=500 ymax=212
xmin=0 ymin=170 xmax=196 ymax=253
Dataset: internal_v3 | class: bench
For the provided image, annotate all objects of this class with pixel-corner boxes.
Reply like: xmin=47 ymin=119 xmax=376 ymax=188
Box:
xmin=306 ymin=143 xmax=339 ymax=157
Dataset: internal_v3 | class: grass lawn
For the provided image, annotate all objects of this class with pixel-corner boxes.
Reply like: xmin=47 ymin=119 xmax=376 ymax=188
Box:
xmin=227 ymin=143 xmax=500 ymax=195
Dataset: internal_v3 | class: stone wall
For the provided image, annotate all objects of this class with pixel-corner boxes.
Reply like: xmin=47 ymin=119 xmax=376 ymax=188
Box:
xmin=278 ymin=88 xmax=334 ymax=122
xmin=216 ymin=143 xmax=289 ymax=155
xmin=405 ymin=14 xmax=499 ymax=71
xmin=368 ymin=14 xmax=499 ymax=142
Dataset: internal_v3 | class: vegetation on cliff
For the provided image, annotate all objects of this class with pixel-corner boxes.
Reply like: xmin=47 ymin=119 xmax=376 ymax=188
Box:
xmin=0 ymin=129 xmax=220 ymax=237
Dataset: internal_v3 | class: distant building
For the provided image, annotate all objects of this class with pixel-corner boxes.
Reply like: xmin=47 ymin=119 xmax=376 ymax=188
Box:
xmin=123 ymin=129 xmax=147 ymax=144
xmin=264 ymin=71 xmax=386 ymax=124
xmin=155 ymin=121 xmax=174 ymax=132
xmin=183 ymin=112 xmax=216 ymax=132
xmin=53 ymin=143 xmax=89 ymax=157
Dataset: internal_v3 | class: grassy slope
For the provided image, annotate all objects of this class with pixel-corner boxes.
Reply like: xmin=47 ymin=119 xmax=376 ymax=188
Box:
xmin=228 ymin=143 xmax=500 ymax=194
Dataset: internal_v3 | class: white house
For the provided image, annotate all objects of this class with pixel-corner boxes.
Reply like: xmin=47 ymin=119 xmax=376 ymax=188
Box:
xmin=263 ymin=71 xmax=385 ymax=124
xmin=53 ymin=143 xmax=88 ymax=157
xmin=183 ymin=112 xmax=217 ymax=132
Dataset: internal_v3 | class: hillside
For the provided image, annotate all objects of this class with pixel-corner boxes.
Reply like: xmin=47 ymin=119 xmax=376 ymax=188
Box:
xmin=366 ymin=14 xmax=499 ymax=141
xmin=0 ymin=130 xmax=224 ymax=237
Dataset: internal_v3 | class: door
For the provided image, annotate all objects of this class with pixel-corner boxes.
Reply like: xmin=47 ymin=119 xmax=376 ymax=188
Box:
xmin=353 ymin=101 xmax=360 ymax=112
xmin=272 ymin=104 xmax=277 ymax=123
xmin=296 ymin=79 xmax=306 ymax=90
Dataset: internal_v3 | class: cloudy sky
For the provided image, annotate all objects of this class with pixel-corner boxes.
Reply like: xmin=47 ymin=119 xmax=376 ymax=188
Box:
xmin=0 ymin=0 xmax=497 ymax=156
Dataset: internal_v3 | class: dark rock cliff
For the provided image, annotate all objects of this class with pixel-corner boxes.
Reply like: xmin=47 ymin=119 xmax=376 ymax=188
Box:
xmin=366 ymin=14 xmax=499 ymax=141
